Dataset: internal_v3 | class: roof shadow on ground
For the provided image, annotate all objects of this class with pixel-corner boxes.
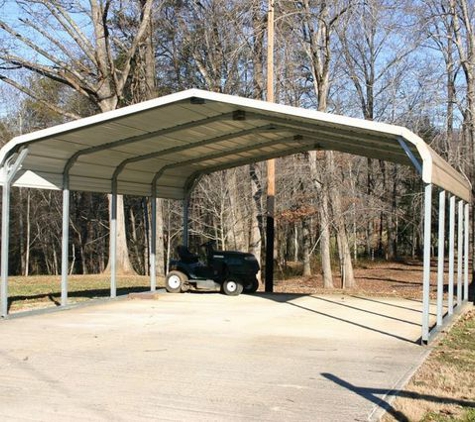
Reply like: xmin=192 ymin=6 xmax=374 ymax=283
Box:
xmin=252 ymin=292 xmax=421 ymax=345
xmin=350 ymin=295 xmax=427 ymax=314
xmin=309 ymin=295 xmax=421 ymax=327
xmin=7 ymin=286 xmax=150 ymax=312
xmin=321 ymin=372 xmax=475 ymax=421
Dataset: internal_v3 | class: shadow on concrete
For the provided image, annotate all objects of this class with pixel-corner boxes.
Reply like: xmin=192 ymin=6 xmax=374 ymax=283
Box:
xmin=7 ymin=286 xmax=150 ymax=312
xmin=350 ymin=295 xmax=428 ymax=315
xmin=310 ymin=296 xmax=421 ymax=327
xmin=253 ymin=293 xmax=420 ymax=345
xmin=322 ymin=373 xmax=475 ymax=421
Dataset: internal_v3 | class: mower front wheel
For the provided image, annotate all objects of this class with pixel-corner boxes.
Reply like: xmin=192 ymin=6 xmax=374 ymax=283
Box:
xmin=165 ymin=270 xmax=188 ymax=293
xmin=222 ymin=279 xmax=243 ymax=296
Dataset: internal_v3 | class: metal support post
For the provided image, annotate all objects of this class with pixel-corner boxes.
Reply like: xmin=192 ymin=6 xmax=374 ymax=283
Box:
xmin=436 ymin=190 xmax=445 ymax=326
xmin=448 ymin=195 xmax=455 ymax=315
xmin=183 ymin=196 xmax=190 ymax=247
xmin=61 ymin=185 xmax=70 ymax=306
xmin=110 ymin=187 xmax=117 ymax=298
xmin=457 ymin=200 xmax=463 ymax=306
xmin=1 ymin=148 xmax=28 ymax=317
xmin=150 ymin=194 xmax=157 ymax=291
xmin=422 ymin=183 xmax=432 ymax=343
xmin=397 ymin=138 xmax=423 ymax=174
xmin=1 ymin=181 xmax=11 ymax=317
xmin=464 ymin=203 xmax=469 ymax=301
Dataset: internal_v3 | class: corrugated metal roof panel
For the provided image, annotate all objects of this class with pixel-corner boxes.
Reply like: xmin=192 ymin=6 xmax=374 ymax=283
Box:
xmin=0 ymin=89 xmax=469 ymax=201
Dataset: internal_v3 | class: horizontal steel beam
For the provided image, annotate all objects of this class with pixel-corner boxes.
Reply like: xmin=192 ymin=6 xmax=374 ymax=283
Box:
xmin=151 ymin=135 xmax=307 ymax=188
xmin=180 ymin=141 xmax=323 ymax=198
xmin=246 ymin=111 xmax=402 ymax=144
xmin=112 ymin=125 xmax=278 ymax=183
xmin=63 ymin=112 xmax=236 ymax=184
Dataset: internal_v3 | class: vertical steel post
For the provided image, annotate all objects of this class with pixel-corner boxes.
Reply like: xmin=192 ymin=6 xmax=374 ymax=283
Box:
xmin=1 ymin=181 xmax=11 ymax=317
xmin=183 ymin=196 xmax=189 ymax=247
xmin=448 ymin=195 xmax=455 ymax=315
xmin=0 ymin=148 xmax=28 ymax=317
xmin=457 ymin=200 xmax=463 ymax=306
xmin=61 ymin=184 xmax=70 ymax=306
xmin=1 ymin=149 xmax=28 ymax=318
xmin=464 ymin=203 xmax=469 ymax=301
xmin=110 ymin=186 xmax=117 ymax=298
xmin=422 ymin=183 xmax=432 ymax=343
xmin=436 ymin=190 xmax=445 ymax=326
xmin=150 ymin=194 xmax=157 ymax=292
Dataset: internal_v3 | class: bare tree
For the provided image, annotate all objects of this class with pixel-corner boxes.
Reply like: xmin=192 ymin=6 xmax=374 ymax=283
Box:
xmin=449 ymin=0 xmax=475 ymax=170
xmin=287 ymin=0 xmax=355 ymax=288
xmin=448 ymin=0 xmax=475 ymax=276
xmin=421 ymin=0 xmax=459 ymax=156
xmin=0 ymin=0 xmax=156 ymax=274
xmin=337 ymin=0 xmax=417 ymax=260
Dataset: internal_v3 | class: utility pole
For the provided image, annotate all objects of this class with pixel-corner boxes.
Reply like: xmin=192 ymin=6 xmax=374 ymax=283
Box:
xmin=265 ymin=0 xmax=275 ymax=293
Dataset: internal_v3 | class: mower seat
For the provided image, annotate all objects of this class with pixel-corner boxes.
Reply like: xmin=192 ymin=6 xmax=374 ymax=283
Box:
xmin=177 ymin=245 xmax=199 ymax=264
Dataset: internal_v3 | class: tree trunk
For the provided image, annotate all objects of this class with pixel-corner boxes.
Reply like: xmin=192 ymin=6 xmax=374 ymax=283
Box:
xmin=366 ymin=159 xmax=374 ymax=258
xmin=294 ymin=222 xmax=299 ymax=262
xmin=302 ymin=219 xmax=312 ymax=276
xmin=307 ymin=150 xmax=334 ymax=287
xmin=129 ymin=207 xmax=143 ymax=273
xmin=320 ymin=189 xmax=334 ymax=289
xmin=249 ymin=163 xmax=263 ymax=283
xmin=326 ymin=152 xmax=353 ymax=288
xmin=228 ymin=170 xmax=247 ymax=251
xmin=155 ymin=198 xmax=165 ymax=276
xmin=388 ymin=164 xmax=398 ymax=259
xmin=20 ymin=188 xmax=31 ymax=276
xmin=105 ymin=194 xmax=135 ymax=275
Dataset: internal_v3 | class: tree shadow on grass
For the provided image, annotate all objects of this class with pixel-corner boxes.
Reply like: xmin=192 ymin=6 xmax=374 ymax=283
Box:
xmin=7 ymin=286 xmax=150 ymax=312
xmin=322 ymin=373 xmax=475 ymax=422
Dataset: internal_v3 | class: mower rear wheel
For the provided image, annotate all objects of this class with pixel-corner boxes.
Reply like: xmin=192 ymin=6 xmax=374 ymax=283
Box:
xmin=165 ymin=270 xmax=188 ymax=293
xmin=222 ymin=279 xmax=243 ymax=296
xmin=243 ymin=278 xmax=259 ymax=294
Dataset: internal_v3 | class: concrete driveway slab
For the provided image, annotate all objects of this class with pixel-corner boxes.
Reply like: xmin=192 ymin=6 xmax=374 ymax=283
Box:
xmin=0 ymin=293 xmax=432 ymax=421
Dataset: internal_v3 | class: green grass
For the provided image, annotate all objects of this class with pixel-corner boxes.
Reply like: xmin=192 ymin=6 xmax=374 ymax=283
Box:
xmin=421 ymin=408 xmax=475 ymax=422
xmin=7 ymin=274 xmax=165 ymax=313
xmin=436 ymin=311 xmax=475 ymax=371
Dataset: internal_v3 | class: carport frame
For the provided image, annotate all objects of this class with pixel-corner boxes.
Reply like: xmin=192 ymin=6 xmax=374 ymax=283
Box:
xmin=0 ymin=89 xmax=471 ymax=344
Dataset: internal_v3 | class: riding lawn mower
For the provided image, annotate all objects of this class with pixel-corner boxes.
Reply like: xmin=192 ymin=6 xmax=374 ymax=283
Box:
xmin=165 ymin=241 xmax=260 ymax=296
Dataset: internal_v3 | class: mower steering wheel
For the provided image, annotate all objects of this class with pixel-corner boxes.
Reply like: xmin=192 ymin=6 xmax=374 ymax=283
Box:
xmin=200 ymin=240 xmax=216 ymax=248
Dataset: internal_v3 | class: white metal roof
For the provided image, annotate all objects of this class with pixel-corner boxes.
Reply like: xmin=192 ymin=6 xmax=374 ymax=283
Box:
xmin=0 ymin=89 xmax=470 ymax=201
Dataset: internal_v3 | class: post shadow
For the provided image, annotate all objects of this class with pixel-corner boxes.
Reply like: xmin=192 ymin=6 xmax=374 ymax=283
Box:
xmin=281 ymin=299 xmax=420 ymax=344
xmin=350 ymin=295 xmax=428 ymax=315
xmin=7 ymin=286 xmax=151 ymax=312
xmin=310 ymin=296 xmax=421 ymax=327
xmin=321 ymin=373 xmax=475 ymax=421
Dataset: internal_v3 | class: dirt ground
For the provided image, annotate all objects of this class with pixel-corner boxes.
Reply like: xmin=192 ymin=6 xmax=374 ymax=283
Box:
xmin=273 ymin=259 xmax=452 ymax=300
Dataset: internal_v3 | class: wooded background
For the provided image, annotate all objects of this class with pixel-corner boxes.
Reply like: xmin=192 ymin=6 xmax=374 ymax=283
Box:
xmin=0 ymin=0 xmax=473 ymax=288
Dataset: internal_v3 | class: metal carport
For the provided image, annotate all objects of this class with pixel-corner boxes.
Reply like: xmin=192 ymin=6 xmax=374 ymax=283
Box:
xmin=0 ymin=88 xmax=471 ymax=342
